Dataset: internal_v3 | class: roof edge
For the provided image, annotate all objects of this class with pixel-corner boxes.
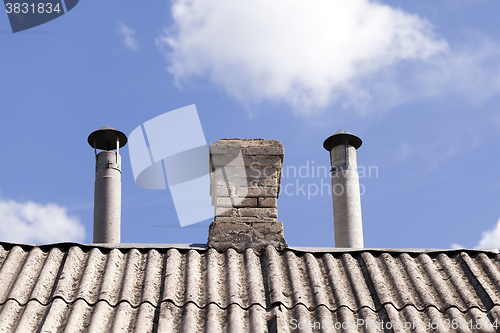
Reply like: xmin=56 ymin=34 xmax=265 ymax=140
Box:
xmin=0 ymin=242 xmax=497 ymax=254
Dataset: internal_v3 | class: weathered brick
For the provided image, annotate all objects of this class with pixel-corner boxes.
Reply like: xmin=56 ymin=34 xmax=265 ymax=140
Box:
xmin=215 ymin=207 xmax=277 ymax=219
xmin=215 ymin=197 xmax=257 ymax=208
xmin=213 ymin=176 xmax=277 ymax=189
xmin=217 ymin=166 xmax=247 ymax=178
xmin=211 ymin=166 xmax=279 ymax=180
xmin=212 ymin=177 xmax=249 ymax=187
xmin=213 ymin=185 xmax=278 ymax=198
xmin=239 ymin=208 xmax=277 ymax=218
xmin=214 ymin=216 xmax=277 ymax=222
xmin=247 ymin=156 xmax=283 ymax=166
xmin=243 ymin=146 xmax=283 ymax=156
xmin=258 ymin=198 xmax=277 ymax=208
xmin=247 ymin=166 xmax=278 ymax=179
xmin=215 ymin=207 xmax=237 ymax=217
xmin=209 ymin=144 xmax=241 ymax=156
xmin=246 ymin=187 xmax=278 ymax=198
xmin=209 ymin=139 xmax=283 ymax=156
xmin=252 ymin=177 xmax=278 ymax=187
xmin=207 ymin=220 xmax=288 ymax=252
xmin=213 ymin=186 xmax=236 ymax=198
xmin=211 ymin=155 xmax=282 ymax=167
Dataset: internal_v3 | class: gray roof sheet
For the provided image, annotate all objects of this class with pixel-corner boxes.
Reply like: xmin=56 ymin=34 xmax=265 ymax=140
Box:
xmin=0 ymin=242 xmax=500 ymax=332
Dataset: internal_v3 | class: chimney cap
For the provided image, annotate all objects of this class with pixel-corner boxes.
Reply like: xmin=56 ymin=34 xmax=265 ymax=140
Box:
xmin=323 ymin=129 xmax=362 ymax=151
xmin=88 ymin=126 xmax=128 ymax=150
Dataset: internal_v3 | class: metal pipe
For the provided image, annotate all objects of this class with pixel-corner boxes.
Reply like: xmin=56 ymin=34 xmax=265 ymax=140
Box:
xmin=93 ymin=151 xmax=122 ymax=243
xmin=324 ymin=130 xmax=364 ymax=248
xmin=88 ymin=126 xmax=127 ymax=244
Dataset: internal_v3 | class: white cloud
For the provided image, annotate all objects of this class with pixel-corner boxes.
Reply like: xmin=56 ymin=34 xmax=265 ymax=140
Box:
xmin=157 ymin=0 xmax=448 ymax=113
xmin=0 ymin=200 xmax=85 ymax=244
xmin=117 ymin=22 xmax=138 ymax=51
xmin=404 ymin=35 xmax=500 ymax=103
xmin=476 ymin=217 xmax=500 ymax=249
xmin=326 ymin=38 xmax=500 ymax=114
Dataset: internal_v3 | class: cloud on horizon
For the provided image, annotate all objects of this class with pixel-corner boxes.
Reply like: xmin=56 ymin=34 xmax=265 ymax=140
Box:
xmin=451 ymin=217 xmax=500 ymax=249
xmin=117 ymin=22 xmax=138 ymax=51
xmin=475 ymin=217 xmax=500 ymax=249
xmin=0 ymin=199 xmax=85 ymax=244
xmin=157 ymin=0 xmax=500 ymax=115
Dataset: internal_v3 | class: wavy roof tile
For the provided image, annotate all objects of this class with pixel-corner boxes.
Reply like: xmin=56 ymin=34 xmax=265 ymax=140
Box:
xmin=0 ymin=242 xmax=499 ymax=332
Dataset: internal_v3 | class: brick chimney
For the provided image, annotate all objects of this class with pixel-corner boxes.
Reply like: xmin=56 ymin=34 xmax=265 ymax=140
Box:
xmin=207 ymin=139 xmax=288 ymax=251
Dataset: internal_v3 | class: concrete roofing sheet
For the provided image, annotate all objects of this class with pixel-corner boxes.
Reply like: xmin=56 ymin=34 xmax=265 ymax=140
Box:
xmin=0 ymin=242 xmax=499 ymax=332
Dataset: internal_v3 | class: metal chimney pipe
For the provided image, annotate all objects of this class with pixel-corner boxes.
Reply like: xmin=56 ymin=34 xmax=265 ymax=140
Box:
xmin=323 ymin=129 xmax=364 ymax=248
xmin=88 ymin=126 xmax=128 ymax=243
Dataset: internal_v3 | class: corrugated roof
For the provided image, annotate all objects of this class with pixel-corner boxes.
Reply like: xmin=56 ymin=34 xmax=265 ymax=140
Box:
xmin=0 ymin=242 xmax=500 ymax=332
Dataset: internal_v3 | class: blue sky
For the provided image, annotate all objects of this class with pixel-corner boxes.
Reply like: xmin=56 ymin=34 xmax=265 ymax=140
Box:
xmin=1 ymin=0 xmax=500 ymax=249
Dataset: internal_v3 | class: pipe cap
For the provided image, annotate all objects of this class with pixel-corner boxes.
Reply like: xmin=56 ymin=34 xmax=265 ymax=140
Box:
xmin=323 ymin=129 xmax=362 ymax=151
xmin=88 ymin=126 xmax=128 ymax=150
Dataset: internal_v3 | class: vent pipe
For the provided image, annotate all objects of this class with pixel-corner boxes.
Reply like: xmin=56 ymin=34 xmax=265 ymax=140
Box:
xmin=88 ymin=126 xmax=128 ymax=243
xmin=323 ymin=129 xmax=364 ymax=248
